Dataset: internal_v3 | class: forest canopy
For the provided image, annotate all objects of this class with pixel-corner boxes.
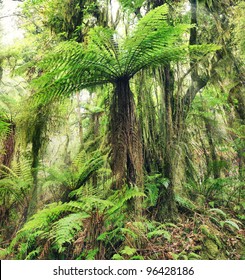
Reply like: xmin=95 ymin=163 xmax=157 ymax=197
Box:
xmin=0 ymin=0 xmax=244 ymax=260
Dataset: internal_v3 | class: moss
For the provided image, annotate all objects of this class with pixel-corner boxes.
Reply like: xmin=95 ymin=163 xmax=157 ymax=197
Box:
xmin=177 ymin=252 xmax=188 ymax=260
xmin=188 ymin=252 xmax=201 ymax=260
xmin=200 ymin=225 xmax=222 ymax=248
xmin=192 ymin=245 xmax=202 ymax=251
xmin=200 ymin=224 xmax=227 ymax=259
xmin=204 ymin=239 xmax=219 ymax=259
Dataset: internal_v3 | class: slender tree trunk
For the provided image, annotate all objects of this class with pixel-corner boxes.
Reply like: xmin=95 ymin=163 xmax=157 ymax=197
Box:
xmin=204 ymin=119 xmax=220 ymax=179
xmin=0 ymin=59 xmax=3 ymax=81
xmin=156 ymin=65 xmax=177 ymax=221
xmin=76 ymin=92 xmax=84 ymax=150
xmin=27 ymin=109 xmax=45 ymax=219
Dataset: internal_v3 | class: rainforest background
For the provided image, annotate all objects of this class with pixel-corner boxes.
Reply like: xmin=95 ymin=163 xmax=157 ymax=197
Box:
xmin=0 ymin=0 xmax=244 ymax=260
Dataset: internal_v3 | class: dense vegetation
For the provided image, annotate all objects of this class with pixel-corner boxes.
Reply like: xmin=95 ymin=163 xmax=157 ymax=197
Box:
xmin=0 ymin=0 xmax=244 ymax=260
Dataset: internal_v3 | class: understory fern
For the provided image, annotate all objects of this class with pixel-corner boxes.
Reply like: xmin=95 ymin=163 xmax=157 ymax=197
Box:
xmin=5 ymin=184 xmax=146 ymax=259
xmin=49 ymin=212 xmax=90 ymax=253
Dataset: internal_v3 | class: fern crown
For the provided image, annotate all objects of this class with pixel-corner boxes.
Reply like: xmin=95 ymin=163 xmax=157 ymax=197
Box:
xmin=34 ymin=5 xmax=192 ymax=100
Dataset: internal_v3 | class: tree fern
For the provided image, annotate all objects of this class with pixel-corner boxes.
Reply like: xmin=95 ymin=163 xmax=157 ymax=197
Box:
xmin=32 ymin=4 xmax=216 ymax=100
xmin=30 ymin=4 xmax=219 ymax=216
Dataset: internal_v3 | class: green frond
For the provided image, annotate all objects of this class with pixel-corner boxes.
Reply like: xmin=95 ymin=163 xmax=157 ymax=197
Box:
xmin=175 ymin=194 xmax=197 ymax=212
xmin=0 ymin=119 xmax=10 ymax=137
xmin=33 ymin=39 xmax=117 ymax=102
xmin=42 ymin=151 xmax=105 ymax=200
xmin=7 ymin=200 xmax=88 ymax=259
xmin=189 ymin=44 xmax=222 ymax=60
xmin=147 ymin=229 xmax=171 ymax=241
xmin=0 ymin=93 xmax=16 ymax=137
xmin=221 ymin=220 xmax=240 ymax=231
xmin=208 ymin=208 xmax=227 ymax=219
xmin=50 ymin=212 xmax=89 ymax=253
xmin=108 ymin=186 xmax=146 ymax=215
xmin=26 ymin=248 xmax=42 ymax=260
xmin=77 ymin=196 xmax=115 ymax=212
xmin=19 ymin=201 xmax=84 ymax=235
xmin=121 ymin=5 xmax=192 ymax=75
xmin=87 ymin=27 xmax=121 ymax=74
xmin=0 ymin=160 xmax=32 ymax=206
xmin=31 ymin=4 xmax=219 ymax=104
xmin=75 ymin=152 xmax=104 ymax=188
xmin=42 ymin=167 xmax=75 ymax=190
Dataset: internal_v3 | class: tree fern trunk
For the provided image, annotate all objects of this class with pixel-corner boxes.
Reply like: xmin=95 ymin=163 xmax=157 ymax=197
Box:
xmin=110 ymin=78 xmax=143 ymax=188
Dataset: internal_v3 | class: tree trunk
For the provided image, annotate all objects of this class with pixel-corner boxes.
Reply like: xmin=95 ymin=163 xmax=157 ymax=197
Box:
xmin=204 ymin=119 xmax=220 ymax=179
xmin=110 ymin=77 xmax=143 ymax=188
xmin=156 ymin=65 xmax=178 ymax=221
xmin=0 ymin=122 xmax=15 ymax=169
xmin=27 ymin=109 xmax=45 ymax=219
xmin=110 ymin=77 xmax=143 ymax=216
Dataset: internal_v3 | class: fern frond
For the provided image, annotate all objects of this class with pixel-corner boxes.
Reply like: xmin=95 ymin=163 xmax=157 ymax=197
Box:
xmin=33 ymin=39 xmax=117 ymax=102
xmin=121 ymin=5 xmax=192 ymax=76
xmin=31 ymin=4 xmax=219 ymax=104
xmin=108 ymin=187 xmax=146 ymax=215
xmin=175 ymin=194 xmax=197 ymax=212
xmin=19 ymin=201 xmax=83 ymax=234
xmin=49 ymin=212 xmax=89 ymax=253
xmin=77 ymin=196 xmax=115 ymax=212
xmin=0 ymin=160 xmax=32 ymax=205
xmin=147 ymin=229 xmax=171 ymax=241
xmin=0 ymin=119 xmax=10 ymax=136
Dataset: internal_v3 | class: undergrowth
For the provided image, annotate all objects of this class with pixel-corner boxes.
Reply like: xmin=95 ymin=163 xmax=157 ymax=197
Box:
xmin=1 ymin=170 xmax=244 ymax=260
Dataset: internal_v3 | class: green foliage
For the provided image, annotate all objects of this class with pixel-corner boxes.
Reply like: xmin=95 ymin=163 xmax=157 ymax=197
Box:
xmin=1 ymin=0 xmax=244 ymax=262
xmin=233 ymin=1 xmax=245 ymax=57
xmin=0 ymin=159 xmax=32 ymax=207
xmin=22 ymin=0 xmax=84 ymax=41
xmin=220 ymin=220 xmax=240 ymax=231
xmin=40 ymin=150 xmax=106 ymax=202
xmin=31 ymin=4 xmax=217 ymax=102
xmin=0 ymin=119 xmax=10 ymax=137
xmin=147 ymin=229 xmax=171 ymax=241
xmin=185 ymin=176 xmax=244 ymax=207
xmin=19 ymin=202 xmax=78 ymax=233
xmin=6 ymin=183 xmax=146 ymax=259
xmin=208 ymin=207 xmax=241 ymax=233
xmin=144 ymin=174 xmax=169 ymax=207
xmin=175 ymin=194 xmax=197 ymax=212
xmin=0 ymin=91 xmax=19 ymax=138
xmin=8 ymin=201 xmax=87 ymax=259
xmin=50 ymin=212 xmax=90 ymax=253
xmin=120 ymin=245 xmax=136 ymax=256
xmin=208 ymin=208 xmax=226 ymax=219
xmin=119 ymin=0 xmax=145 ymax=13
